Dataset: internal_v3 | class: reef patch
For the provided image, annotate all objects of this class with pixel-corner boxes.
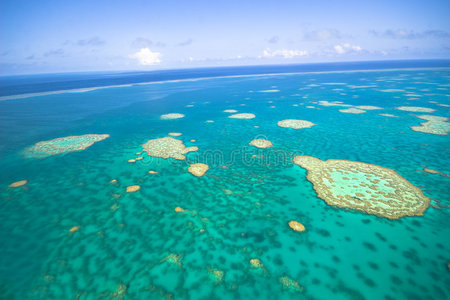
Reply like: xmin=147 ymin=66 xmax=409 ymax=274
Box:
xmin=9 ymin=180 xmax=27 ymax=188
xmin=25 ymin=134 xmax=109 ymax=158
xmin=410 ymin=115 xmax=450 ymax=135
xmin=293 ymin=156 xmax=430 ymax=219
xmin=188 ymin=163 xmax=209 ymax=177
xmin=160 ymin=113 xmax=185 ymax=120
xmin=396 ymin=106 xmax=435 ymax=113
xmin=249 ymin=139 xmax=273 ymax=149
xmin=339 ymin=108 xmax=366 ymax=114
xmin=143 ymin=137 xmax=198 ymax=160
xmin=277 ymin=119 xmax=315 ymax=129
xmin=228 ymin=113 xmax=256 ymax=119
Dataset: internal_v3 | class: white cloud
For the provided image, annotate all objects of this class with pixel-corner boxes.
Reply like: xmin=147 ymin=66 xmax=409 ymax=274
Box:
xmin=262 ymin=49 xmax=308 ymax=59
xmin=304 ymin=29 xmax=342 ymax=41
xmin=369 ymin=29 xmax=450 ymax=39
xmin=334 ymin=43 xmax=362 ymax=54
xmin=130 ymin=48 xmax=161 ymax=65
xmin=185 ymin=55 xmax=246 ymax=63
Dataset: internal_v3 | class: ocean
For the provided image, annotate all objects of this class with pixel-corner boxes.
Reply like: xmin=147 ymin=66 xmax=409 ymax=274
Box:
xmin=0 ymin=60 xmax=449 ymax=299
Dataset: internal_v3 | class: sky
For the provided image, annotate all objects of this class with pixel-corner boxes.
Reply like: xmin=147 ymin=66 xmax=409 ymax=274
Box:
xmin=0 ymin=0 xmax=449 ymax=75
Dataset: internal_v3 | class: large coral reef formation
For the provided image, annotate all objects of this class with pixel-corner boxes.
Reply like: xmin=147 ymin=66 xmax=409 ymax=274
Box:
xmin=293 ymin=156 xmax=430 ymax=219
xmin=25 ymin=134 xmax=110 ymax=158
xmin=143 ymin=137 xmax=198 ymax=160
xmin=410 ymin=115 xmax=450 ymax=135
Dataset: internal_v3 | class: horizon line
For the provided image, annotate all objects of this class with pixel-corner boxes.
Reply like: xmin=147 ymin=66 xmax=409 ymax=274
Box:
xmin=2 ymin=58 xmax=450 ymax=78
xmin=1 ymin=60 xmax=450 ymax=101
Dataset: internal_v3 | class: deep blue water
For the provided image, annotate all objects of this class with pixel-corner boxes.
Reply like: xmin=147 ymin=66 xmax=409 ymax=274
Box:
xmin=0 ymin=61 xmax=449 ymax=299
xmin=1 ymin=60 xmax=449 ymax=97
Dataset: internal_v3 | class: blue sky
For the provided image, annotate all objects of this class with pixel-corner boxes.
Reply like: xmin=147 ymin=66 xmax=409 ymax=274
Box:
xmin=1 ymin=0 xmax=449 ymax=75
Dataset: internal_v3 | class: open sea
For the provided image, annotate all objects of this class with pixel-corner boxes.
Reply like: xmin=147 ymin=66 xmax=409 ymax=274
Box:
xmin=0 ymin=60 xmax=449 ymax=299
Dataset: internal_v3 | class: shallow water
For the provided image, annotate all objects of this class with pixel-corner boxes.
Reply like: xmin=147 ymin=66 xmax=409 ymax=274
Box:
xmin=0 ymin=66 xmax=449 ymax=299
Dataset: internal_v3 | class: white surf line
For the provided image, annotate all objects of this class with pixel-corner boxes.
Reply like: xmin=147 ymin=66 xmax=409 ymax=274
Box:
xmin=0 ymin=83 xmax=134 ymax=101
xmin=1 ymin=67 xmax=449 ymax=101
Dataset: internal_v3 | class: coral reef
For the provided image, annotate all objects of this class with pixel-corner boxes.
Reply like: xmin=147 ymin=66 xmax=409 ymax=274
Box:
xmin=168 ymin=132 xmax=182 ymax=137
xmin=188 ymin=163 xmax=209 ymax=177
xmin=9 ymin=180 xmax=27 ymax=188
xmin=396 ymin=106 xmax=435 ymax=113
xmin=112 ymin=283 xmax=127 ymax=299
xmin=161 ymin=253 xmax=183 ymax=268
xmin=279 ymin=275 xmax=304 ymax=292
xmin=160 ymin=113 xmax=185 ymax=120
xmin=339 ymin=108 xmax=366 ymax=114
xmin=423 ymin=168 xmax=449 ymax=177
xmin=288 ymin=220 xmax=305 ymax=232
xmin=126 ymin=185 xmax=140 ymax=193
xmin=143 ymin=137 xmax=198 ymax=160
xmin=410 ymin=115 xmax=450 ymax=135
xmin=293 ymin=155 xmax=430 ymax=219
xmin=174 ymin=207 xmax=185 ymax=212
xmin=423 ymin=168 xmax=440 ymax=174
xmin=317 ymin=100 xmax=352 ymax=107
xmin=250 ymin=258 xmax=264 ymax=269
xmin=207 ymin=267 xmax=224 ymax=283
xmin=249 ymin=139 xmax=273 ymax=149
xmin=228 ymin=113 xmax=256 ymax=119
xmin=69 ymin=226 xmax=80 ymax=233
xmin=25 ymin=134 xmax=109 ymax=158
xmin=355 ymin=105 xmax=382 ymax=110
xmin=277 ymin=119 xmax=315 ymax=129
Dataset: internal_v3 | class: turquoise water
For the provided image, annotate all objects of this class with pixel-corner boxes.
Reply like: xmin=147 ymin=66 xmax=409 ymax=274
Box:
xmin=1 ymin=66 xmax=450 ymax=299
